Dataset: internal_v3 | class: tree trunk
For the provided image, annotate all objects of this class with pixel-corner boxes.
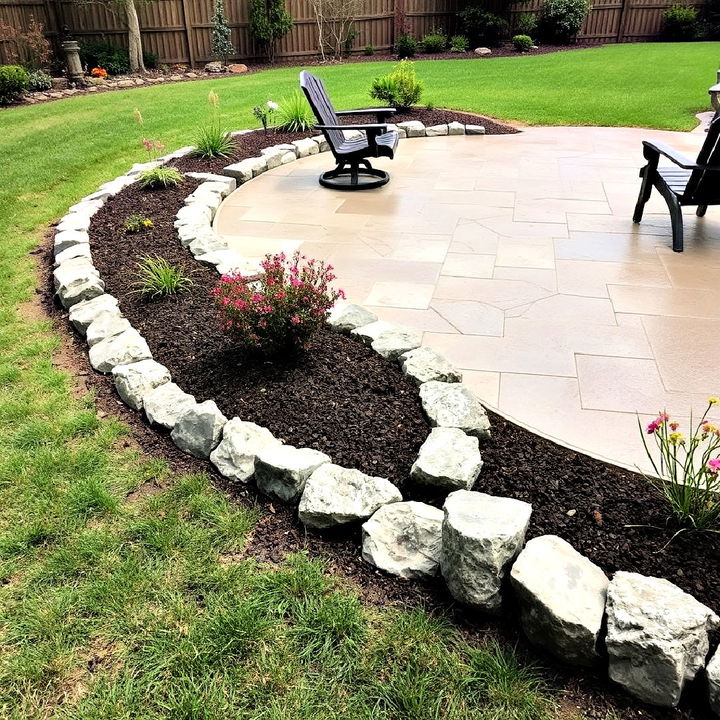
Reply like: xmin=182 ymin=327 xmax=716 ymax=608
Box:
xmin=125 ymin=0 xmax=146 ymax=73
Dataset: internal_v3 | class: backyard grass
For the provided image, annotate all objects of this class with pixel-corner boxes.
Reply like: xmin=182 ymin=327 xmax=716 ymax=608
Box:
xmin=0 ymin=42 xmax=714 ymax=718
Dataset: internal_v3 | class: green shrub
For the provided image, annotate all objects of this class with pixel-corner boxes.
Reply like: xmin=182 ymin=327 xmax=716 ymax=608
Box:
xmin=662 ymin=4 xmax=699 ymax=40
xmin=449 ymin=35 xmax=469 ymax=52
xmin=123 ymin=215 xmax=154 ymax=233
xmin=512 ymin=34 xmax=534 ymax=51
xmin=515 ymin=12 xmax=538 ymax=37
xmin=363 ymin=44 xmax=375 ymax=55
xmin=276 ymin=90 xmax=314 ymax=132
xmin=0 ymin=65 xmax=29 ymax=105
xmin=26 ymin=69 xmax=52 ymax=92
xmin=137 ymin=166 xmax=184 ymax=190
xmin=421 ymin=29 xmax=447 ymax=53
xmin=369 ymin=60 xmax=423 ymax=110
xmin=143 ymin=50 xmax=158 ymax=69
xmin=394 ymin=34 xmax=417 ymax=58
xmin=457 ymin=7 xmax=509 ymax=47
xmin=537 ymin=0 xmax=590 ymax=43
xmin=193 ymin=90 xmax=235 ymax=158
xmin=132 ymin=256 xmax=193 ymax=298
xmin=249 ymin=0 xmax=293 ymax=63
xmin=79 ymin=40 xmax=131 ymax=75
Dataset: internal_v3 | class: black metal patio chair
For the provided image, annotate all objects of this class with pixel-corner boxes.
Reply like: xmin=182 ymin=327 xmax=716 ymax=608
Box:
xmin=299 ymin=70 xmax=399 ymax=190
xmin=633 ymin=114 xmax=720 ymax=252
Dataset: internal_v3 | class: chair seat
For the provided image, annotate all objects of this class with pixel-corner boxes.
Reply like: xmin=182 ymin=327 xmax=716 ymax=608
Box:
xmin=337 ymin=130 xmax=399 ymax=159
xmin=658 ymin=166 xmax=691 ymax=196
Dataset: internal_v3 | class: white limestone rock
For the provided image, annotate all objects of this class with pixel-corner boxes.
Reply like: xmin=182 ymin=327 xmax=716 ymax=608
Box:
xmin=143 ymin=382 xmax=197 ymax=430
xmin=57 ymin=212 xmax=92 ymax=233
xmin=386 ymin=123 xmax=407 ymax=139
xmin=448 ymin=121 xmax=465 ymax=136
xmin=188 ymin=229 xmax=227 ymax=257
xmin=86 ymin=312 xmax=132 ymax=347
xmin=441 ymin=490 xmax=532 ymax=614
xmin=88 ymin=328 xmax=152 ymax=373
xmin=397 ymin=121 xmax=426 ymax=138
xmin=54 ymin=229 xmax=90 ymax=255
xmin=195 ymin=250 xmax=260 ymax=277
xmin=400 ymin=346 xmax=462 ymax=385
xmin=68 ymin=199 xmax=104 ymax=215
xmin=327 ymin=303 xmax=378 ymax=333
xmin=175 ymin=203 xmax=212 ymax=227
xmin=292 ymin=138 xmax=319 ymax=157
xmin=371 ymin=328 xmax=423 ymax=360
xmin=474 ymin=47 xmax=492 ymax=55
xmin=350 ymin=320 xmax=395 ymax=345
xmin=299 ymin=463 xmax=402 ymax=529
xmin=68 ymin=294 xmax=119 ymax=335
xmin=171 ymin=400 xmax=228 ymax=459
xmin=54 ymin=242 xmax=91 ymax=267
xmin=419 ymin=381 xmax=491 ymax=440
xmin=411 ymin=427 xmax=482 ymax=491
xmin=426 ymin=124 xmax=449 ymax=136
xmin=707 ymin=649 xmax=720 ymax=716
xmin=311 ymin=135 xmax=330 ymax=152
xmin=605 ymin=571 xmax=720 ymax=707
xmin=185 ymin=172 xmax=236 ymax=193
xmin=362 ymin=501 xmax=443 ymax=579
xmin=185 ymin=189 xmax=222 ymax=215
xmin=210 ymin=419 xmax=282 ymax=483
xmin=111 ymin=359 xmax=171 ymax=410
xmin=54 ymin=262 xmax=105 ymax=308
xmin=510 ymin=535 xmax=609 ymax=666
xmin=224 ymin=156 xmax=268 ymax=183
xmin=466 ymin=125 xmax=486 ymax=135
xmin=255 ymin=445 xmax=330 ymax=503
xmin=280 ymin=151 xmax=296 ymax=164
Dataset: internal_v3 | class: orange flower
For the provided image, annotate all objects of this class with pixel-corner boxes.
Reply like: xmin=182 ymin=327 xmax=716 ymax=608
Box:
xmin=91 ymin=67 xmax=107 ymax=78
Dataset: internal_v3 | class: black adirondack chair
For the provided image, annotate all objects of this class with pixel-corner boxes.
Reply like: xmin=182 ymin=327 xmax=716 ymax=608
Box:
xmin=299 ymin=70 xmax=399 ymax=190
xmin=633 ymin=114 xmax=720 ymax=252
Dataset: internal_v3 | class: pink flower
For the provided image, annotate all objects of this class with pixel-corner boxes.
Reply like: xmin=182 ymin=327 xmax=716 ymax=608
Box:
xmin=275 ymin=291 xmax=286 ymax=300
xmin=221 ymin=297 xmax=230 ymax=306
xmin=251 ymin=293 xmax=263 ymax=303
xmin=290 ymin=315 xmax=301 ymax=325
xmin=258 ymin=320 xmax=267 ymax=328
xmin=708 ymin=458 xmax=720 ymax=475
xmin=234 ymin=299 xmax=247 ymax=310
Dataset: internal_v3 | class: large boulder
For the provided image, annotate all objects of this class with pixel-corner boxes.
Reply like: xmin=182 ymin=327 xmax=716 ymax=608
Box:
xmin=400 ymin=346 xmax=462 ymax=385
xmin=419 ymin=381 xmax=491 ymax=440
xmin=361 ymin=501 xmax=443 ymax=580
xmin=86 ymin=312 xmax=131 ymax=347
xmin=88 ymin=328 xmax=152 ymax=373
xmin=170 ymin=400 xmax=228 ymax=458
xmin=327 ymin=303 xmax=378 ymax=333
xmin=410 ymin=427 xmax=482 ymax=491
xmin=707 ymin=648 xmax=720 ymax=716
xmin=143 ymin=382 xmax=197 ymax=430
xmin=111 ymin=360 xmax=171 ymax=410
xmin=605 ymin=571 xmax=720 ymax=707
xmin=510 ymin=535 xmax=609 ymax=666
xmin=441 ymin=490 xmax=532 ymax=614
xmin=210 ymin=419 xmax=282 ymax=483
xmin=68 ymin=294 xmax=119 ymax=335
xmin=350 ymin=320 xmax=395 ymax=345
xmin=254 ymin=444 xmax=330 ymax=502
xmin=299 ymin=464 xmax=402 ymax=529
xmin=371 ymin=327 xmax=422 ymax=361
xmin=54 ymin=262 xmax=105 ymax=308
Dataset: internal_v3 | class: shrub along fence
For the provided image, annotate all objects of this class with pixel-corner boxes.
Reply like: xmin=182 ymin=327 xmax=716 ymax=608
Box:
xmin=0 ymin=0 xmax=709 ymax=68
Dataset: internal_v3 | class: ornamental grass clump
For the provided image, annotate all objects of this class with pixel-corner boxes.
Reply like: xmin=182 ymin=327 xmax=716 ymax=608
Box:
xmin=213 ymin=251 xmax=345 ymax=356
xmin=193 ymin=90 xmax=235 ymax=158
xmin=639 ymin=398 xmax=720 ymax=532
xmin=132 ymin=255 xmax=193 ymax=298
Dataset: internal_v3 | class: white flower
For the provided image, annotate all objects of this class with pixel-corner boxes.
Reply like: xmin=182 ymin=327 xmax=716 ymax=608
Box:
xmin=267 ymin=100 xmax=279 ymax=111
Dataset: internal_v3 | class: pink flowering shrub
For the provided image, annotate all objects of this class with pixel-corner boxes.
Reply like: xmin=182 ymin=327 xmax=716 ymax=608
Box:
xmin=212 ymin=251 xmax=345 ymax=356
xmin=640 ymin=397 xmax=720 ymax=531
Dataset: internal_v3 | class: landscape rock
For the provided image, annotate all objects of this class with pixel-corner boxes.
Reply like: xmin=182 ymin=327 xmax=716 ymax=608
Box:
xmin=707 ymin=649 xmax=720 ymax=715
xmin=448 ymin=121 xmax=465 ymax=135
xmin=311 ymin=135 xmax=330 ymax=152
xmin=204 ymin=61 xmax=225 ymax=73
xmin=227 ymin=63 xmax=248 ymax=73
xmin=350 ymin=320 xmax=395 ymax=345
xmin=171 ymin=400 xmax=228 ymax=458
xmin=210 ymin=419 xmax=282 ymax=483
xmin=188 ymin=228 xmax=227 ymax=257
xmin=371 ymin=327 xmax=423 ymax=360
xmin=261 ymin=146 xmax=291 ymax=169
xmin=223 ymin=156 xmax=267 ymax=183
xmin=255 ymin=445 xmax=330 ymax=502
xmin=54 ymin=229 xmax=90 ymax=254
xmin=441 ymin=490 xmax=532 ymax=613
xmin=397 ymin=120 xmax=426 ymax=138
xmin=426 ymin=124 xmax=449 ymax=136
xmin=386 ymin=123 xmax=407 ymax=139
xmin=466 ymin=125 xmax=486 ymax=135
xmin=185 ymin=172 xmax=236 ymax=193
xmin=54 ymin=263 xmax=105 ymax=308
xmin=362 ymin=501 xmax=443 ymax=579
xmin=68 ymin=294 xmax=119 ymax=335
xmin=112 ymin=359 xmax=171 ymax=410
xmin=88 ymin=328 xmax=152 ymax=373
xmin=327 ymin=303 xmax=378 ymax=333
xmin=510 ymin=535 xmax=609 ymax=666
xmin=606 ymin=571 xmax=720 ymax=707
xmin=56 ymin=213 xmax=92 ymax=233
xmin=419 ymin=381 xmax=491 ymax=440
xmin=175 ymin=203 xmax=212 ymax=228
xmin=299 ymin=464 xmax=402 ymax=529
xmin=474 ymin=47 xmax=492 ymax=55
xmin=143 ymin=382 xmax=197 ymax=430
xmin=411 ymin=427 xmax=482 ymax=491
xmin=400 ymin=346 xmax=462 ymax=385
xmin=86 ymin=312 xmax=131 ymax=347
xmin=292 ymin=137 xmax=319 ymax=157
xmin=68 ymin=199 xmax=103 ymax=216
xmin=54 ymin=242 xmax=91 ymax=267
xmin=195 ymin=249 xmax=259 ymax=276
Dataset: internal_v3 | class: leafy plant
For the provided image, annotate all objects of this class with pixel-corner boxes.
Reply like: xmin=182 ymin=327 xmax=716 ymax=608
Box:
xmin=132 ymin=256 xmax=193 ymax=298
xmin=639 ymin=398 xmax=720 ymax=531
xmin=421 ymin=29 xmax=447 ymax=53
xmin=193 ymin=90 xmax=235 ymax=158
xmin=213 ymin=251 xmax=345 ymax=356
xmin=249 ymin=0 xmax=293 ymax=63
xmin=137 ymin=166 xmax=184 ymax=190
xmin=79 ymin=40 xmax=131 ymax=75
xmin=458 ymin=7 xmax=509 ymax=47
xmin=26 ymin=69 xmax=52 ymax=92
xmin=211 ymin=0 xmax=236 ymax=63
xmin=363 ymin=44 xmax=375 ymax=55
xmin=253 ymin=100 xmax=279 ymax=134
xmin=449 ymin=35 xmax=469 ymax=52
xmin=0 ymin=65 xmax=29 ymax=105
xmin=369 ymin=60 xmax=423 ymax=110
xmin=537 ymin=0 xmax=590 ymax=44
xmin=662 ymin=4 xmax=699 ymax=40
xmin=276 ymin=90 xmax=314 ymax=132
xmin=0 ymin=16 xmax=51 ymax=71
xmin=515 ymin=12 xmax=538 ymax=37
xmin=513 ymin=34 xmax=534 ymax=52
xmin=123 ymin=214 xmax=154 ymax=233
xmin=394 ymin=33 xmax=417 ymax=58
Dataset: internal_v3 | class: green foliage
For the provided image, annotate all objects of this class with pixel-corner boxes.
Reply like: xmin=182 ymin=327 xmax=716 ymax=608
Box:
xmin=211 ymin=0 xmax=236 ymax=62
xmin=421 ymin=29 xmax=448 ymax=53
xmin=513 ymin=34 xmax=534 ymax=52
xmin=458 ymin=7 xmax=509 ymax=47
xmin=249 ymin=0 xmax=293 ymax=63
xmin=449 ymin=34 xmax=470 ymax=52
xmin=363 ymin=44 xmax=375 ymax=55
xmin=276 ymin=90 xmax=314 ymax=132
xmin=193 ymin=90 xmax=235 ymax=158
xmin=26 ymin=69 xmax=52 ymax=91
xmin=515 ymin=12 xmax=538 ymax=37
xmin=369 ymin=60 xmax=423 ymax=110
xmin=79 ymin=40 xmax=131 ymax=75
xmin=0 ymin=65 xmax=29 ymax=104
xmin=123 ymin=214 xmax=154 ymax=233
xmin=537 ymin=0 xmax=590 ymax=44
xmin=132 ymin=255 xmax=193 ymax=298
xmin=663 ymin=4 xmax=700 ymax=40
xmin=137 ymin=166 xmax=184 ymax=190
xmin=394 ymin=33 xmax=418 ymax=58
xmin=143 ymin=50 xmax=159 ymax=69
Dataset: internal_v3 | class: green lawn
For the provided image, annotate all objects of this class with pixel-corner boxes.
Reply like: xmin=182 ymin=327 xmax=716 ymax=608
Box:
xmin=0 ymin=42 xmax=713 ymax=718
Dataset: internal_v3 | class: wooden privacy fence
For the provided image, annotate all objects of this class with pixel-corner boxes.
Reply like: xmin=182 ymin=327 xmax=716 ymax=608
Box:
xmin=0 ymin=0 xmax=708 ymax=67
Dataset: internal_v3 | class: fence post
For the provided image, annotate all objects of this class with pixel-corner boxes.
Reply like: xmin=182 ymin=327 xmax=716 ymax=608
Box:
xmin=181 ymin=0 xmax=196 ymax=67
xmin=615 ymin=0 xmax=630 ymax=42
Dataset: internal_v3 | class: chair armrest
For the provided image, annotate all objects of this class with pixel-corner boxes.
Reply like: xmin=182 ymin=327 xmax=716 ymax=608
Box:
xmin=709 ymin=83 xmax=720 ymax=93
xmin=336 ymin=108 xmax=396 ymax=117
xmin=642 ymin=140 xmax=699 ymax=169
xmin=314 ymin=124 xmax=389 ymax=132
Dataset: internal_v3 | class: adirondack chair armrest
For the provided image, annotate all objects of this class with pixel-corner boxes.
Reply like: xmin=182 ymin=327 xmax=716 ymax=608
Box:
xmin=314 ymin=124 xmax=389 ymax=131
xmin=642 ymin=140 xmax=698 ymax=169
xmin=336 ymin=108 xmax=396 ymax=120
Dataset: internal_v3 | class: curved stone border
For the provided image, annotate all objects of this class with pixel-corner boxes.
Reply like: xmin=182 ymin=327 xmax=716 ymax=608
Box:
xmin=52 ymin=126 xmax=720 ymax=714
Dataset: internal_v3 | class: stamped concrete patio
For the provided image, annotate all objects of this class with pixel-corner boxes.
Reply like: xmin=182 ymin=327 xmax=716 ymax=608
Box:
xmin=214 ymin=125 xmax=720 ymax=472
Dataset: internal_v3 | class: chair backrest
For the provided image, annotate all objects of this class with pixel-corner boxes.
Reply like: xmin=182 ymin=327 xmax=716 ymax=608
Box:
xmin=685 ymin=113 xmax=720 ymax=203
xmin=299 ymin=71 xmax=345 ymax=154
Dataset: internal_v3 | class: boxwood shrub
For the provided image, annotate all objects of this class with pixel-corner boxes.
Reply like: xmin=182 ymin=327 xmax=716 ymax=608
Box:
xmin=0 ymin=65 xmax=29 ymax=105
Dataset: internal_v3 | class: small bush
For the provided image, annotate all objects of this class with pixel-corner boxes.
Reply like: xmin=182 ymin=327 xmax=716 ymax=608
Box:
xmin=515 ymin=12 xmax=538 ymax=37
xmin=449 ymin=35 xmax=469 ymax=52
xmin=537 ymin=0 xmax=590 ymax=44
xmin=363 ymin=44 xmax=375 ymax=55
xmin=27 ymin=69 xmax=52 ymax=91
xmin=421 ymin=30 xmax=447 ymax=53
xmin=276 ymin=90 xmax=314 ymax=132
xmin=79 ymin=40 xmax=130 ymax=75
xmin=369 ymin=60 xmax=423 ymax=111
xmin=0 ymin=65 xmax=29 ymax=105
xmin=513 ymin=34 xmax=534 ymax=51
xmin=394 ymin=34 xmax=417 ymax=58
xmin=457 ymin=7 xmax=509 ymax=47
xmin=124 ymin=215 xmax=154 ymax=233
xmin=0 ymin=17 xmax=51 ymax=71
xmin=132 ymin=256 xmax=193 ymax=298
xmin=213 ymin=251 xmax=345 ymax=356
xmin=137 ymin=166 xmax=184 ymax=190
xmin=143 ymin=50 xmax=158 ymax=69
xmin=662 ymin=4 xmax=699 ymax=40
